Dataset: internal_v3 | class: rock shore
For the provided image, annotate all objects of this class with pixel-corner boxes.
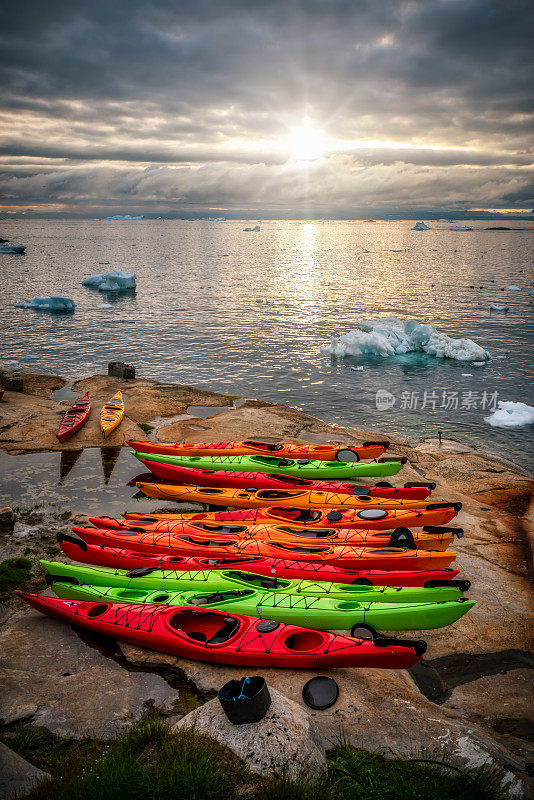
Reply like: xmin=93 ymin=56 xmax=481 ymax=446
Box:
xmin=0 ymin=373 xmax=532 ymax=797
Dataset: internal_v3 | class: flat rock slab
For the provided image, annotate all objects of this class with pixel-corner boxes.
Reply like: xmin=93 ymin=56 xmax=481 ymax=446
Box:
xmin=0 ymin=609 xmax=179 ymax=739
xmin=0 ymin=741 xmax=50 ymax=800
xmin=176 ymin=686 xmax=326 ymax=777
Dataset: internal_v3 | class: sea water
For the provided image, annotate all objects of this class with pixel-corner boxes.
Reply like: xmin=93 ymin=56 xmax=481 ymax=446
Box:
xmin=1 ymin=219 xmax=533 ymax=471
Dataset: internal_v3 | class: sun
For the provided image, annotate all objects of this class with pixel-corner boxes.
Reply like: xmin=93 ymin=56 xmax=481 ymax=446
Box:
xmin=285 ymin=119 xmax=328 ymax=161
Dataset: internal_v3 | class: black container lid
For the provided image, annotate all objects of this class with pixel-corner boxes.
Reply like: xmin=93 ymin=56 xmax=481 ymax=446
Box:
xmin=302 ymin=677 xmax=339 ymax=710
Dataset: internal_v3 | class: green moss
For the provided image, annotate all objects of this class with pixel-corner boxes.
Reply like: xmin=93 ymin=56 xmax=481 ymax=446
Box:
xmin=0 ymin=557 xmax=33 ymax=595
xmin=138 ymin=422 xmax=155 ymax=434
xmin=2 ymin=719 xmax=504 ymax=800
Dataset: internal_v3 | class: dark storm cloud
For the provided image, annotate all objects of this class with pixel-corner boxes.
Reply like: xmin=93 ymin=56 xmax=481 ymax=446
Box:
xmin=1 ymin=0 xmax=533 ymax=213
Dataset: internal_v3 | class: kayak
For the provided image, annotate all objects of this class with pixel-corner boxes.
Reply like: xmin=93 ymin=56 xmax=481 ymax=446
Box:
xmin=134 ymin=481 xmax=461 ymax=519
xmin=113 ymin=504 xmax=459 ymax=530
xmin=74 ymin=522 xmax=457 ymax=551
xmin=42 ymin=560 xmax=470 ymax=603
xmin=58 ymin=533 xmax=462 ymax=586
xmin=126 ymin=438 xmax=390 ymax=461
xmin=99 ymin=391 xmax=124 ymax=437
xmin=131 ymin=451 xmax=407 ymax=479
xmin=136 ymin=458 xmax=434 ymax=500
xmin=69 ymin=526 xmax=456 ymax=570
xmin=0 ymin=390 xmax=4 ymax=402
xmin=18 ymin=593 xmax=426 ymax=669
xmin=57 ymin=392 xmax=91 ymax=443
xmin=48 ymin=581 xmax=475 ymax=633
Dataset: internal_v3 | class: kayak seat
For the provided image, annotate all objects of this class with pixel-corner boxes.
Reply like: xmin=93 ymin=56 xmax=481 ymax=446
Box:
xmin=210 ymin=617 xmax=240 ymax=643
xmin=169 ymin=610 xmax=240 ymax=643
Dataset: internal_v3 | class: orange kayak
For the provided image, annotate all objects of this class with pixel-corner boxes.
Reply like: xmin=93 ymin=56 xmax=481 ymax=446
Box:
xmin=71 ymin=526 xmax=455 ymax=570
xmin=77 ymin=520 xmax=455 ymax=550
xmin=126 ymin=438 xmax=389 ymax=461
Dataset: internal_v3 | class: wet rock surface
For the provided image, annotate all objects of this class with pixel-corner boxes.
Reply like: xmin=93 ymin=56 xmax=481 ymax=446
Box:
xmin=0 ymin=609 xmax=180 ymax=739
xmin=0 ymin=372 xmax=533 ymax=796
xmin=176 ymin=686 xmax=326 ymax=776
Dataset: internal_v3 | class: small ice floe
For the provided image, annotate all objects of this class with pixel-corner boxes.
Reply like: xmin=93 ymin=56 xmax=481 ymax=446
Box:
xmin=105 ymin=214 xmax=144 ymax=220
xmin=490 ymin=304 xmax=509 ymax=311
xmin=82 ymin=269 xmax=136 ymax=292
xmin=485 ymin=401 xmax=534 ymax=428
xmin=471 ymin=361 xmax=486 ymax=367
xmin=0 ymin=244 xmax=27 ymax=254
xmin=14 ymin=296 xmax=76 ymax=312
xmin=450 ymin=225 xmax=472 ymax=231
xmin=243 ymin=225 xmax=260 ymax=232
xmin=505 ymin=285 xmax=521 ymax=291
xmin=462 ymin=373 xmax=473 ymax=377
xmin=98 ymin=303 xmax=112 ymax=309
xmin=321 ymin=317 xmax=490 ymax=363
xmin=98 ymin=261 xmax=110 ymax=265
xmin=206 ymin=217 xmax=226 ymax=221
xmin=411 ymin=222 xmax=430 ymax=230
xmin=351 ymin=366 xmax=364 ymax=371
xmin=437 ymin=218 xmax=452 ymax=223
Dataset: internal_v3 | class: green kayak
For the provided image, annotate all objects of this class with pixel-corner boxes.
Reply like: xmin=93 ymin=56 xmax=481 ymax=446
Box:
xmin=41 ymin=560 xmax=468 ymax=604
xmin=132 ymin=451 xmax=406 ymax=479
xmin=49 ymin=580 xmax=475 ymax=633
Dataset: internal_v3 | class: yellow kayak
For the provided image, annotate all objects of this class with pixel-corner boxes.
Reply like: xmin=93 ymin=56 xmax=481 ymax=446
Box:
xmin=99 ymin=391 xmax=124 ymax=438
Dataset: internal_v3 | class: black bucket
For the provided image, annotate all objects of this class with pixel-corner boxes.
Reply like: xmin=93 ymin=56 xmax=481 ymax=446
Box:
xmin=218 ymin=676 xmax=271 ymax=725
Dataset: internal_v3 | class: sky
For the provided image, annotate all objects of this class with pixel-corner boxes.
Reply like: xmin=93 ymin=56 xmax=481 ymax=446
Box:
xmin=1 ymin=0 xmax=533 ymax=218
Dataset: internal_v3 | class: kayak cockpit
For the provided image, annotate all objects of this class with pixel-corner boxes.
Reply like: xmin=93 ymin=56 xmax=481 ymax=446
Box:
xmin=268 ymin=507 xmax=322 ymax=522
xmin=243 ymin=441 xmax=283 ymax=452
xmin=169 ymin=610 xmax=241 ymax=644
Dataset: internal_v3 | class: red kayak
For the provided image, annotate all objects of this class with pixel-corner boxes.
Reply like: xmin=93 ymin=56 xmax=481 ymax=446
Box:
xmin=56 ymin=392 xmax=91 ymax=443
xmin=0 ymin=389 xmax=4 ymax=402
xmin=58 ymin=533 xmax=462 ymax=587
xmin=19 ymin=592 xmax=425 ymax=669
xmin=137 ymin=459 xmax=434 ymax=500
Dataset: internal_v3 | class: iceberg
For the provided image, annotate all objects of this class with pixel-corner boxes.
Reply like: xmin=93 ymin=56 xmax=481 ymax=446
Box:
xmin=321 ymin=317 xmax=490 ymax=363
xmin=105 ymin=214 xmax=144 ymax=220
xmin=0 ymin=244 xmax=26 ymax=254
xmin=450 ymin=225 xmax=472 ymax=231
xmin=485 ymin=401 xmax=534 ymax=428
xmin=14 ymin=296 xmax=75 ymax=313
xmin=490 ymin=304 xmax=509 ymax=311
xmin=82 ymin=269 xmax=136 ymax=292
xmin=411 ymin=222 xmax=430 ymax=230
xmin=243 ymin=225 xmax=260 ymax=232
xmin=505 ymin=285 xmax=521 ymax=291
xmin=437 ymin=218 xmax=452 ymax=223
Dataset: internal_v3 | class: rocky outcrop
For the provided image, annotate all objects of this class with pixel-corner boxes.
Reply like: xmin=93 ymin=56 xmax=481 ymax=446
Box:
xmin=176 ymin=687 xmax=326 ymax=777
xmin=0 ymin=609 xmax=180 ymax=739
xmin=0 ymin=742 xmax=50 ymax=800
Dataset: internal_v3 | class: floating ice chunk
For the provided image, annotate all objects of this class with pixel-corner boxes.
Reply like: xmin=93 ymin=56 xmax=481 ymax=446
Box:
xmin=98 ymin=303 xmax=112 ymax=308
xmin=411 ymin=222 xmax=430 ymax=230
xmin=14 ymin=296 xmax=75 ymax=312
xmin=485 ymin=401 xmax=534 ymax=428
xmin=471 ymin=361 xmax=486 ymax=367
xmin=206 ymin=217 xmax=226 ymax=221
xmin=351 ymin=366 xmax=364 ymax=371
xmin=462 ymin=373 xmax=473 ymax=377
xmin=0 ymin=244 xmax=26 ymax=254
xmin=505 ymin=285 xmax=521 ymax=291
xmin=490 ymin=304 xmax=509 ymax=311
xmin=243 ymin=225 xmax=260 ymax=232
xmin=98 ymin=261 xmax=110 ymax=265
xmin=105 ymin=214 xmax=143 ymax=220
xmin=450 ymin=225 xmax=472 ymax=231
xmin=321 ymin=317 xmax=490 ymax=363
xmin=437 ymin=218 xmax=452 ymax=223
xmin=82 ymin=269 xmax=136 ymax=292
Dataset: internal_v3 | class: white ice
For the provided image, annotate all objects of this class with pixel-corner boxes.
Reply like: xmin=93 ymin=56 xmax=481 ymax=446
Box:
xmin=105 ymin=214 xmax=144 ymax=220
xmin=505 ymin=285 xmax=521 ymax=291
xmin=14 ymin=296 xmax=76 ymax=312
xmin=411 ymin=222 xmax=430 ymax=230
xmin=490 ymin=304 xmax=509 ymax=311
xmin=450 ymin=225 xmax=472 ymax=231
xmin=82 ymin=269 xmax=137 ymax=292
xmin=485 ymin=401 xmax=534 ymax=428
xmin=321 ymin=317 xmax=491 ymax=363
xmin=437 ymin=218 xmax=452 ymax=223
xmin=0 ymin=244 xmax=26 ymax=254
